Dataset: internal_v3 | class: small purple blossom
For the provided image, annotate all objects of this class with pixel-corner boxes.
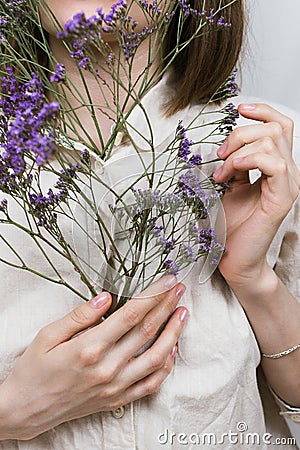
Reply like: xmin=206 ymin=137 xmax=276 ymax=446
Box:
xmin=178 ymin=170 xmax=222 ymax=220
xmin=0 ymin=198 xmax=8 ymax=214
xmin=177 ymin=0 xmax=206 ymax=16
xmin=119 ymin=14 xmax=157 ymax=59
xmin=57 ymin=10 xmax=102 ymax=67
xmin=164 ymin=10 xmax=175 ymax=22
xmin=188 ymin=153 xmax=202 ymax=167
xmin=50 ymin=63 xmax=65 ymax=83
xmin=103 ymin=0 xmax=127 ymax=29
xmin=176 ymin=121 xmax=193 ymax=161
xmin=139 ymin=0 xmax=161 ymax=17
xmin=218 ymin=102 xmax=239 ymax=136
xmin=207 ymin=8 xmax=230 ymax=27
xmin=164 ymin=259 xmax=179 ymax=275
xmin=1 ymin=0 xmax=27 ymax=25
xmin=215 ymin=70 xmax=238 ymax=102
xmin=217 ymin=16 xmax=230 ymax=28
xmin=57 ymin=2 xmax=127 ymax=65
xmin=80 ymin=148 xmax=91 ymax=164
xmin=78 ymin=56 xmax=90 ymax=69
xmin=29 ymin=164 xmax=79 ymax=229
xmin=29 ymin=189 xmax=59 ymax=229
xmin=0 ymin=68 xmax=59 ymax=176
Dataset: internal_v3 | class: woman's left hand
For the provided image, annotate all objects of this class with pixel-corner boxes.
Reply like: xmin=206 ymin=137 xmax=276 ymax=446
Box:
xmin=214 ymin=103 xmax=300 ymax=288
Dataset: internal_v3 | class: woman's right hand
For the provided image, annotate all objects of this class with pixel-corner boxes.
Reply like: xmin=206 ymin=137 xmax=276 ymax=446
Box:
xmin=0 ymin=276 xmax=187 ymax=441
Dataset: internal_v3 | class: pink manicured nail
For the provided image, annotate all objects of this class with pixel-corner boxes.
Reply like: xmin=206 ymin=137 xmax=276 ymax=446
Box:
xmin=176 ymin=285 xmax=186 ymax=298
xmin=170 ymin=345 xmax=177 ymax=358
xmin=217 ymin=141 xmax=228 ymax=157
xmin=179 ymin=308 xmax=189 ymax=323
xmin=89 ymin=292 xmax=110 ymax=309
xmin=240 ymin=103 xmax=256 ymax=110
xmin=164 ymin=275 xmax=177 ymax=290
xmin=213 ymin=166 xmax=223 ymax=179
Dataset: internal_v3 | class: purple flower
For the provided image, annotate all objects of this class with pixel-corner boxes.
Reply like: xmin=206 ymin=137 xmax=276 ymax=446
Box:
xmin=158 ymin=237 xmax=176 ymax=253
xmin=215 ymin=70 xmax=238 ymax=102
xmin=207 ymin=9 xmax=230 ymax=27
xmin=164 ymin=259 xmax=179 ymax=275
xmin=219 ymin=102 xmax=239 ymax=136
xmin=1 ymin=0 xmax=27 ymax=25
xmin=50 ymin=63 xmax=65 ymax=83
xmin=179 ymin=243 xmax=198 ymax=262
xmin=178 ymin=170 xmax=222 ymax=220
xmin=176 ymin=121 xmax=193 ymax=161
xmin=139 ymin=0 xmax=161 ymax=17
xmin=177 ymin=0 xmax=206 ymax=17
xmin=0 ymin=198 xmax=7 ymax=214
xmin=119 ymin=18 xmax=157 ymax=59
xmin=29 ymin=189 xmax=58 ymax=229
xmin=103 ymin=0 xmax=127 ymax=28
xmin=0 ymin=68 xmax=59 ymax=176
xmin=188 ymin=153 xmax=202 ymax=167
xmin=57 ymin=10 xmax=103 ymax=67
xmin=28 ymin=164 xmax=79 ymax=229
xmin=217 ymin=17 xmax=230 ymax=28
xmin=78 ymin=57 xmax=90 ymax=69
xmin=80 ymin=148 xmax=91 ymax=164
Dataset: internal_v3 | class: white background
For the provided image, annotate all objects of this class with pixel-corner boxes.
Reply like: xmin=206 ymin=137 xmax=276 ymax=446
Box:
xmin=240 ymin=0 xmax=300 ymax=113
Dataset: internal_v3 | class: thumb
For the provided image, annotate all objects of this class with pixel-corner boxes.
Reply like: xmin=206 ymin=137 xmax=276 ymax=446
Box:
xmin=35 ymin=292 xmax=112 ymax=350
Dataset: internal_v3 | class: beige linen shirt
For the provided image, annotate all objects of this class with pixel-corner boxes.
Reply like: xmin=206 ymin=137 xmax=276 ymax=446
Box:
xmin=0 ymin=76 xmax=300 ymax=449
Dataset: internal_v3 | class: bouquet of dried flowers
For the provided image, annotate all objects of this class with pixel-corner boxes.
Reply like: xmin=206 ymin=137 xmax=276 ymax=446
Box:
xmin=0 ymin=0 xmax=239 ymax=310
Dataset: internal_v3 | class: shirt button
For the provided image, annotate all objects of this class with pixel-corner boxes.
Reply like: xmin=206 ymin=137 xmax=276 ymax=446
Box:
xmin=290 ymin=414 xmax=300 ymax=422
xmin=114 ymin=131 xmax=124 ymax=146
xmin=111 ymin=406 xmax=125 ymax=419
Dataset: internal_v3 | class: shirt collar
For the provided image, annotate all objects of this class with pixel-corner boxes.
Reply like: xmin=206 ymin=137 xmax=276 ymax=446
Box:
xmin=125 ymin=73 xmax=192 ymax=151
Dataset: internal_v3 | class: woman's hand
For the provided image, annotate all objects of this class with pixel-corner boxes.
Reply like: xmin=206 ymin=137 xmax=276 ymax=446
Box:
xmin=0 ymin=276 xmax=187 ymax=441
xmin=214 ymin=103 xmax=300 ymax=289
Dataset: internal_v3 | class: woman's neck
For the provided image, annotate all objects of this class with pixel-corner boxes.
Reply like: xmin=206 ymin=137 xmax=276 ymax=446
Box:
xmin=49 ymin=35 xmax=154 ymax=150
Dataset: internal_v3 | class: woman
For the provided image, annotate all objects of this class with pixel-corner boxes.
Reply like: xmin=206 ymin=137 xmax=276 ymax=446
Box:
xmin=0 ymin=0 xmax=299 ymax=448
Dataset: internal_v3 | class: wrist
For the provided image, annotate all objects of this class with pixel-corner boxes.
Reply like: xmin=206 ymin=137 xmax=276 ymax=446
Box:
xmin=0 ymin=381 xmax=16 ymax=440
xmin=0 ymin=378 xmax=33 ymax=441
xmin=227 ymin=263 xmax=280 ymax=308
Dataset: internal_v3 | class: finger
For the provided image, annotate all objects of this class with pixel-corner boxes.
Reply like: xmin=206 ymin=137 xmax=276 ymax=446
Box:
xmin=214 ymin=137 xmax=279 ymax=183
xmin=238 ymin=103 xmax=294 ymax=133
xmin=33 ymin=292 xmax=112 ymax=351
xmin=77 ymin=275 xmax=179 ymax=348
xmin=217 ymin=122 xmax=284 ymax=160
xmin=113 ymin=306 xmax=188 ymax=388
xmin=109 ymin=284 xmax=186 ymax=361
xmin=114 ymin=345 xmax=177 ymax=407
xmin=232 ymin=153 xmax=299 ymax=210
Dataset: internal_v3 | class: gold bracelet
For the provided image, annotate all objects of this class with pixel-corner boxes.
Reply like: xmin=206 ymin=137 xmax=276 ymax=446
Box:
xmin=262 ymin=344 xmax=300 ymax=359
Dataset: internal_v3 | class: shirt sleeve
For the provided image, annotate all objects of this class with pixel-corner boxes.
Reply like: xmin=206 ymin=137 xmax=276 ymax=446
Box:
xmin=269 ymin=111 xmax=300 ymax=446
xmin=270 ymin=388 xmax=300 ymax=448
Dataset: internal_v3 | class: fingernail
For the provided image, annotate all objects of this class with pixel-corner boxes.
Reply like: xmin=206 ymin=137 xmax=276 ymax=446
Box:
xmin=163 ymin=275 xmax=177 ymax=290
xmin=240 ymin=103 xmax=256 ymax=110
xmin=213 ymin=166 xmax=223 ymax=179
xmin=89 ymin=292 xmax=110 ymax=309
xmin=217 ymin=141 xmax=228 ymax=157
xmin=176 ymin=285 xmax=186 ymax=298
xmin=179 ymin=308 xmax=189 ymax=323
xmin=170 ymin=345 xmax=177 ymax=358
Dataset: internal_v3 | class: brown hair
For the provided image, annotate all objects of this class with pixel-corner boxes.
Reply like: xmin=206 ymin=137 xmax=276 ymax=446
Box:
xmin=1 ymin=0 xmax=244 ymax=115
xmin=162 ymin=0 xmax=244 ymax=115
